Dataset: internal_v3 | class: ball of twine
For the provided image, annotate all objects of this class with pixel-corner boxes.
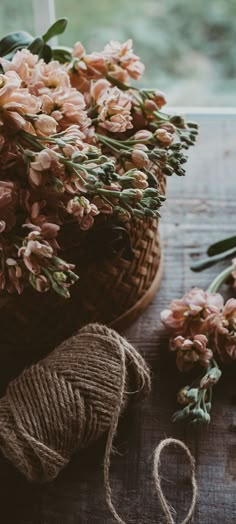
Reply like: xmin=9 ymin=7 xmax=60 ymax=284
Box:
xmin=0 ymin=323 xmax=197 ymax=524
xmin=0 ymin=323 xmax=150 ymax=482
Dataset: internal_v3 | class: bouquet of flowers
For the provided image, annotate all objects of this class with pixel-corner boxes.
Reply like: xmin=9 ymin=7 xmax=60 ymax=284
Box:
xmin=161 ymin=236 xmax=236 ymax=425
xmin=0 ymin=18 xmax=197 ymax=299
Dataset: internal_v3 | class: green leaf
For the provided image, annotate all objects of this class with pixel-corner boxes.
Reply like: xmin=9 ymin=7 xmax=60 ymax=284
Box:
xmin=27 ymin=37 xmax=44 ymax=55
xmin=42 ymin=18 xmax=68 ymax=43
xmin=39 ymin=44 xmax=52 ymax=63
xmin=51 ymin=46 xmax=72 ymax=63
xmin=0 ymin=31 xmax=33 ymax=57
xmin=207 ymin=235 xmax=236 ymax=256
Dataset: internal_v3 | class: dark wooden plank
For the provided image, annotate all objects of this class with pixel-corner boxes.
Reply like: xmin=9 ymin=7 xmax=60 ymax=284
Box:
xmin=0 ymin=115 xmax=236 ymax=524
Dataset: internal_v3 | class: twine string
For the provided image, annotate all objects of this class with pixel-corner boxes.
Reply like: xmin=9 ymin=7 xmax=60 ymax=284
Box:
xmin=0 ymin=323 xmax=197 ymax=523
xmin=103 ymin=337 xmax=197 ymax=524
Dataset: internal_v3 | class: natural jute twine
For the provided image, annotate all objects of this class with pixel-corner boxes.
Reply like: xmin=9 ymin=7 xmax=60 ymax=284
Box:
xmin=0 ymin=323 xmax=197 ymax=523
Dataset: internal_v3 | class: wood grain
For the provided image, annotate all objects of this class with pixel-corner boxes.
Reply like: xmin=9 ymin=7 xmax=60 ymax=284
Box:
xmin=0 ymin=115 xmax=236 ymax=524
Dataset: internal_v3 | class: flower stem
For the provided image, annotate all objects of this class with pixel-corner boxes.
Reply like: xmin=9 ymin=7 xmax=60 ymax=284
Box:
xmin=207 ymin=264 xmax=234 ymax=293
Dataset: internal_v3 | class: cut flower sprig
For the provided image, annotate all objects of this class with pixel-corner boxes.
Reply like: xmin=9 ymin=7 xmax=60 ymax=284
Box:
xmin=161 ymin=262 xmax=236 ymax=425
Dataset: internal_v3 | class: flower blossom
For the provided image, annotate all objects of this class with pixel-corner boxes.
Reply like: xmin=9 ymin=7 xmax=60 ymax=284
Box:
xmin=0 ymin=49 xmax=39 ymax=85
xmin=161 ymin=287 xmax=224 ymax=335
xmin=41 ymin=86 xmax=90 ymax=131
xmin=18 ymin=230 xmax=54 ymax=274
xmin=67 ymin=196 xmax=99 ymax=230
xmin=103 ymin=39 xmax=145 ymax=81
xmin=0 ymin=71 xmax=41 ymax=129
xmin=170 ymin=333 xmax=213 ymax=372
xmin=97 ymin=86 xmax=133 ymax=133
xmin=34 ymin=114 xmax=58 ymax=136
xmin=212 ymin=298 xmax=236 ymax=361
xmin=28 ymin=148 xmax=59 ymax=186
xmin=0 ymin=181 xmax=17 ymax=232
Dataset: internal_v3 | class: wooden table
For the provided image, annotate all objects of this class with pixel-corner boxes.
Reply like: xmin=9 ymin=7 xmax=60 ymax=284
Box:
xmin=1 ymin=115 xmax=236 ymax=524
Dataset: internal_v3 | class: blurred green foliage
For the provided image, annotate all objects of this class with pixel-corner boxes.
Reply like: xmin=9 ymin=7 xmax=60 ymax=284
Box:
xmin=56 ymin=0 xmax=236 ymax=105
xmin=0 ymin=0 xmax=236 ymax=105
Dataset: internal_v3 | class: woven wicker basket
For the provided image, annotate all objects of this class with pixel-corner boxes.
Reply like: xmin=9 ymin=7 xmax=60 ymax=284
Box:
xmin=0 ymin=175 xmax=166 ymax=355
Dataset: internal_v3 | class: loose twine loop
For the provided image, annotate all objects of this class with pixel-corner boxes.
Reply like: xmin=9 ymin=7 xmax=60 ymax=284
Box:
xmin=0 ymin=323 xmax=197 ymax=523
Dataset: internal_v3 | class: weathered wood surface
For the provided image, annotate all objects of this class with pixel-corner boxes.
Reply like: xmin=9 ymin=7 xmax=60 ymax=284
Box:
xmin=1 ymin=115 xmax=236 ymax=524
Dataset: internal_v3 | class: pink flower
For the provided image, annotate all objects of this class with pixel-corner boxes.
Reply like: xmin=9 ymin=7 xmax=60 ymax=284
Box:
xmin=67 ymin=196 xmax=99 ymax=230
xmin=90 ymin=79 xmax=110 ymax=101
xmin=72 ymin=42 xmax=86 ymax=59
xmin=34 ymin=114 xmax=58 ymax=136
xmin=18 ymin=231 xmax=54 ymax=274
xmin=0 ymin=180 xmax=17 ymax=232
xmin=0 ymin=49 xmax=39 ymax=85
xmin=170 ymin=334 xmax=213 ymax=372
xmin=30 ymin=60 xmax=70 ymax=93
xmin=212 ymin=298 xmax=236 ymax=361
xmin=153 ymin=90 xmax=167 ymax=109
xmin=97 ymin=86 xmax=133 ymax=133
xmin=0 ymin=71 xmax=41 ymax=129
xmin=161 ymin=287 xmax=224 ymax=335
xmin=155 ymin=128 xmax=174 ymax=146
xmin=131 ymin=149 xmax=149 ymax=169
xmin=29 ymin=149 xmax=58 ymax=186
xmin=103 ymin=39 xmax=145 ymax=81
xmin=41 ymin=86 xmax=90 ymax=131
xmin=133 ymin=130 xmax=153 ymax=141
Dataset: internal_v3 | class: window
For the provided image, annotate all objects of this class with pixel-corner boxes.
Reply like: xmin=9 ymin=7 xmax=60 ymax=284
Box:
xmin=1 ymin=0 xmax=236 ymax=106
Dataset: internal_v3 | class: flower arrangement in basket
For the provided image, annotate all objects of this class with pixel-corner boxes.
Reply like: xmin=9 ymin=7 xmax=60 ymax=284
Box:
xmin=0 ymin=18 xmax=198 ymax=345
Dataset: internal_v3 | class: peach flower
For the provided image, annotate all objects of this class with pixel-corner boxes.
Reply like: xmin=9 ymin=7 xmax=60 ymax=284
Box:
xmin=161 ymin=287 xmax=224 ymax=335
xmin=67 ymin=196 xmax=99 ymax=230
xmin=0 ymin=71 xmax=41 ymax=129
xmin=170 ymin=334 xmax=213 ymax=372
xmin=29 ymin=149 xmax=58 ymax=186
xmin=0 ymin=49 xmax=39 ymax=85
xmin=97 ymin=86 xmax=133 ymax=133
xmin=212 ymin=298 xmax=236 ymax=361
xmin=41 ymin=86 xmax=90 ymax=131
xmin=0 ymin=181 xmax=17 ymax=231
xmin=30 ymin=60 xmax=70 ymax=93
xmin=34 ymin=114 xmax=58 ymax=136
xmin=103 ymin=39 xmax=145 ymax=80
xmin=18 ymin=230 xmax=54 ymax=274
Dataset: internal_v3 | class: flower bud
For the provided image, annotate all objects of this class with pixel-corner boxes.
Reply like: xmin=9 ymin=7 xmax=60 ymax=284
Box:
xmin=131 ymin=149 xmax=149 ymax=169
xmin=158 ymin=123 xmax=176 ymax=134
xmin=129 ymin=170 xmax=148 ymax=189
xmin=133 ymin=130 xmax=153 ymax=141
xmin=121 ymin=188 xmax=143 ymax=204
xmin=177 ymin=387 xmax=190 ymax=405
xmin=144 ymin=99 xmax=158 ymax=112
xmin=71 ymin=151 xmax=88 ymax=163
xmin=30 ymin=273 xmax=50 ymax=293
xmin=154 ymin=128 xmax=174 ymax=145
xmin=35 ymin=114 xmax=57 ymax=136
xmin=133 ymin=143 xmax=149 ymax=151
xmin=153 ymin=90 xmax=166 ymax=108
xmin=200 ymin=367 xmax=222 ymax=389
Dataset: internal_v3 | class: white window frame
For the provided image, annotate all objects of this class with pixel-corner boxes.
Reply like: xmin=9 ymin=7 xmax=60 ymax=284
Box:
xmin=33 ymin=0 xmax=57 ymax=37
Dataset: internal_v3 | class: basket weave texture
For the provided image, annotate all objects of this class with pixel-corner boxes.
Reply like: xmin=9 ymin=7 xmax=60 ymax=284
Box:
xmin=0 ymin=175 xmax=166 ymax=354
